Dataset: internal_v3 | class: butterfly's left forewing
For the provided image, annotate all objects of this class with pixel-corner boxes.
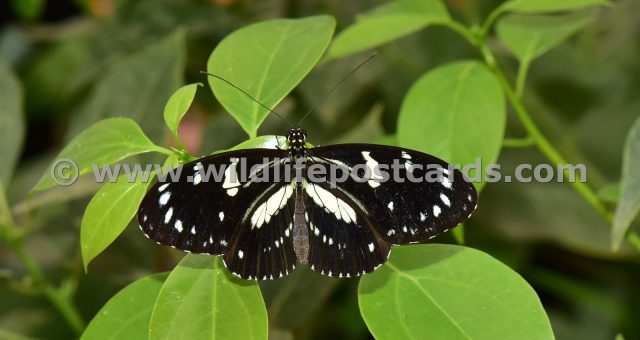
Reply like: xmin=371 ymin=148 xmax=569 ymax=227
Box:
xmin=306 ymin=144 xmax=477 ymax=245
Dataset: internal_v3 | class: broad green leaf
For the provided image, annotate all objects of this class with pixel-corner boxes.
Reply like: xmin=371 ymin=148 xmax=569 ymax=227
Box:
xmin=328 ymin=0 xmax=450 ymax=59
xmin=497 ymin=11 xmax=596 ymax=63
xmin=503 ymin=0 xmax=608 ymax=13
xmin=81 ymin=153 xmax=179 ymax=270
xmin=232 ymin=136 xmax=288 ymax=150
xmin=81 ymin=273 xmax=168 ymax=340
xmin=207 ymin=16 xmax=335 ymax=137
xmin=0 ymin=59 xmax=24 ymax=185
xmin=80 ymin=176 xmax=152 ymax=271
xmin=150 ymin=255 xmax=267 ymax=340
xmin=164 ymin=83 xmax=201 ymax=143
xmin=397 ymin=61 xmax=505 ymax=190
xmin=68 ymin=29 xmax=185 ymax=142
xmin=32 ymin=118 xmax=162 ymax=193
xmin=612 ymin=116 xmax=640 ymax=250
xmin=359 ymin=244 xmax=554 ymax=340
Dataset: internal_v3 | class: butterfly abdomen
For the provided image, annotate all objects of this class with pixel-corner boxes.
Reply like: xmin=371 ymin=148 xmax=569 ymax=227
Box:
xmin=292 ymin=185 xmax=309 ymax=264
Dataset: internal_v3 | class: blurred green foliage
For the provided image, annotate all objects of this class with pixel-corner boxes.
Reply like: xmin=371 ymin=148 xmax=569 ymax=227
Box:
xmin=1 ymin=0 xmax=640 ymax=339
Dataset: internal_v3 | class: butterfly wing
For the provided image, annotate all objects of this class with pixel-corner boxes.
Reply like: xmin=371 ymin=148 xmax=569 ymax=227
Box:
xmin=303 ymin=180 xmax=391 ymax=278
xmin=137 ymin=148 xmax=289 ymax=256
xmin=306 ymin=144 xmax=477 ymax=244
xmin=222 ymin=182 xmax=298 ymax=280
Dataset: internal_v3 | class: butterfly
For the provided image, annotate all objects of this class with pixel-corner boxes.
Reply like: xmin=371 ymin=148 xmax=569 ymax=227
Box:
xmin=137 ymin=128 xmax=477 ymax=280
xmin=137 ymin=55 xmax=477 ymax=280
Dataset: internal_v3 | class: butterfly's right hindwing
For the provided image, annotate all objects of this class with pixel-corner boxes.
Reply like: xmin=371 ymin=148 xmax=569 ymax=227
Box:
xmin=137 ymin=148 xmax=288 ymax=255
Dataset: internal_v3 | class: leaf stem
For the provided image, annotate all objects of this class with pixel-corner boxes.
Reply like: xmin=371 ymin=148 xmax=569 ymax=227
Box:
xmin=515 ymin=57 xmax=532 ymax=98
xmin=503 ymin=136 xmax=536 ymax=148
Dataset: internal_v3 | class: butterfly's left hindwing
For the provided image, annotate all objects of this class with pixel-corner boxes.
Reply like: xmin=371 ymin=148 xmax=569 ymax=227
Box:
xmin=137 ymin=148 xmax=288 ymax=256
xmin=303 ymin=181 xmax=391 ymax=278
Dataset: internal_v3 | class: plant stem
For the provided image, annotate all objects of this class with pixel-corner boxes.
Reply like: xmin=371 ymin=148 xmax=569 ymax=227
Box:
xmin=0 ymin=188 xmax=85 ymax=335
xmin=443 ymin=23 xmax=640 ymax=251
xmin=484 ymin=49 xmax=640 ymax=251
xmin=14 ymin=241 xmax=85 ymax=335
xmin=515 ymin=57 xmax=532 ymax=98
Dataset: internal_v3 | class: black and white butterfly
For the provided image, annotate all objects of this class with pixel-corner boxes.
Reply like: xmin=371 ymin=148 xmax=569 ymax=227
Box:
xmin=137 ymin=128 xmax=477 ymax=280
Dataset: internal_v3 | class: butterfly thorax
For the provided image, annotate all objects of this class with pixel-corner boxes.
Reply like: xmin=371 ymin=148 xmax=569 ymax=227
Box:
xmin=287 ymin=128 xmax=307 ymax=159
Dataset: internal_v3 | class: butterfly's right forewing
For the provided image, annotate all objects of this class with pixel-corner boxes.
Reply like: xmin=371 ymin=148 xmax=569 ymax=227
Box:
xmin=137 ymin=149 xmax=288 ymax=255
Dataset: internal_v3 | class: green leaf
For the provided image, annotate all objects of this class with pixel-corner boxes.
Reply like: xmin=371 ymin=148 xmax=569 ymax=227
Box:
xmin=164 ymin=83 xmax=201 ymax=145
xmin=32 ymin=118 xmax=162 ymax=193
xmin=328 ymin=0 xmax=450 ymax=59
xmin=81 ymin=273 xmax=168 ymax=340
xmin=612 ymin=116 xmax=640 ymax=250
xmin=80 ymin=176 xmax=152 ymax=271
xmin=207 ymin=16 xmax=335 ymax=137
xmin=81 ymin=153 xmax=179 ymax=270
xmin=68 ymin=29 xmax=186 ymax=142
xmin=503 ymin=0 xmax=609 ymax=13
xmin=497 ymin=11 xmax=596 ymax=63
xmin=397 ymin=61 xmax=505 ymax=190
xmin=598 ymin=183 xmax=620 ymax=204
xmin=10 ymin=0 xmax=46 ymax=21
xmin=359 ymin=244 xmax=554 ymax=339
xmin=150 ymin=255 xmax=267 ymax=340
xmin=0 ymin=59 xmax=24 ymax=185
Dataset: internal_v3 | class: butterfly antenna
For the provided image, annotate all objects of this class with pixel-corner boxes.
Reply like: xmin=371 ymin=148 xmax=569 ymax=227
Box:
xmin=200 ymin=71 xmax=293 ymax=127
xmin=297 ymin=52 xmax=377 ymax=127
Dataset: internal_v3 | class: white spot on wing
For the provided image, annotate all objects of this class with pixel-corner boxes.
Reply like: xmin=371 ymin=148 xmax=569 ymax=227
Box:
xmin=238 ymin=250 xmax=244 ymax=259
xmin=174 ymin=220 xmax=183 ymax=232
xmin=219 ymin=211 xmax=224 ymax=221
xmin=164 ymin=208 xmax=173 ymax=223
xmin=193 ymin=172 xmax=202 ymax=185
xmin=420 ymin=212 xmax=427 ymax=222
xmin=191 ymin=226 xmax=196 ymax=235
xmin=368 ymin=242 xmax=375 ymax=252
xmin=362 ymin=151 xmax=383 ymax=188
xmin=433 ymin=205 xmax=442 ymax=217
xmin=440 ymin=193 xmax=451 ymax=207
xmin=159 ymin=192 xmax=171 ymax=206
xmin=387 ymin=201 xmax=394 ymax=211
xmin=158 ymin=183 xmax=169 ymax=192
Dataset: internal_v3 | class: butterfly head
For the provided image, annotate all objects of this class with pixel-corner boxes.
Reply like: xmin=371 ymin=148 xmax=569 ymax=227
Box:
xmin=287 ymin=128 xmax=307 ymax=153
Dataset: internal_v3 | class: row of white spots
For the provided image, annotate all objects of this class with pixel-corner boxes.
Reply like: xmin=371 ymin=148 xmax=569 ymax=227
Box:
xmin=305 ymin=183 xmax=357 ymax=224
xmin=361 ymin=151 xmax=384 ymax=188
